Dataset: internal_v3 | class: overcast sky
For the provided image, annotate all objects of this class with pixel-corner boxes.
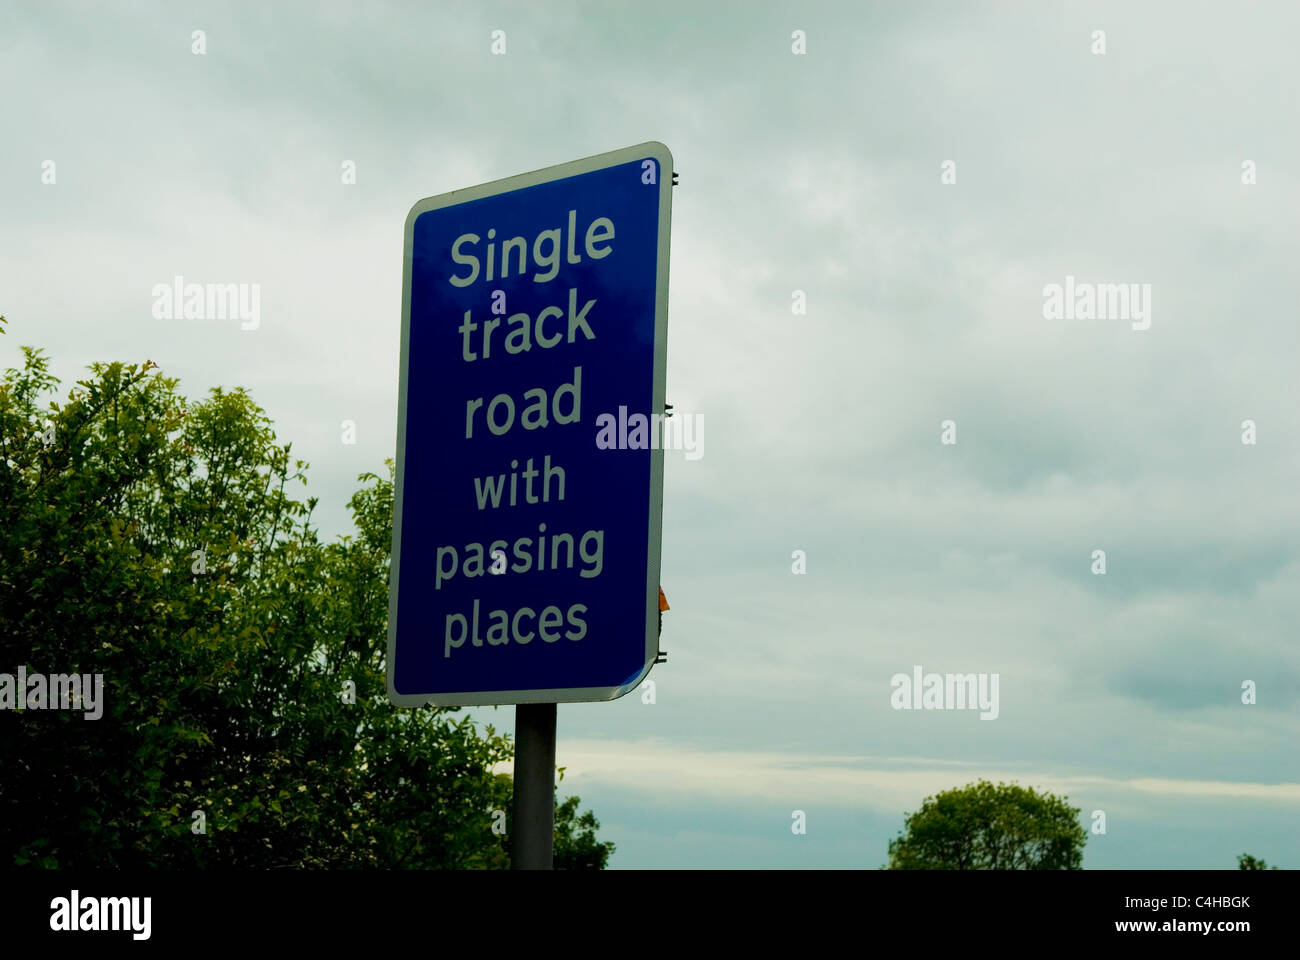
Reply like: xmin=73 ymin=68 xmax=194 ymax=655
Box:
xmin=2 ymin=0 xmax=1297 ymax=869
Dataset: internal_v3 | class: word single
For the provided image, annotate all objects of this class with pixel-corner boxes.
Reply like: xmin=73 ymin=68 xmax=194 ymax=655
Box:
xmin=890 ymin=665 xmax=999 ymax=720
xmin=0 ymin=667 xmax=103 ymax=720
xmin=449 ymin=209 xmax=615 ymax=288
xmin=50 ymin=890 xmax=151 ymax=940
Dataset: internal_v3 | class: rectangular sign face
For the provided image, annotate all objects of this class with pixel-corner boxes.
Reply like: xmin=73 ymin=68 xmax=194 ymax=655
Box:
xmin=387 ymin=142 xmax=673 ymax=706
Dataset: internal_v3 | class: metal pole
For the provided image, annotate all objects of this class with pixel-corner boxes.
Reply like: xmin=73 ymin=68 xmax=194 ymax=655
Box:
xmin=512 ymin=702 xmax=556 ymax=869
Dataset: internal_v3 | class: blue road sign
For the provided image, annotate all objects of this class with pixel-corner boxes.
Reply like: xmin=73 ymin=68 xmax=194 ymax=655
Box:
xmin=387 ymin=142 xmax=673 ymax=706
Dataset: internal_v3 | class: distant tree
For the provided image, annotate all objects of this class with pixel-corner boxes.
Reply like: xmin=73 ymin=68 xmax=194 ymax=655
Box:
xmin=1237 ymin=853 xmax=1278 ymax=870
xmin=552 ymin=768 xmax=615 ymax=869
xmin=885 ymin=780 xmax=1087 ymax=869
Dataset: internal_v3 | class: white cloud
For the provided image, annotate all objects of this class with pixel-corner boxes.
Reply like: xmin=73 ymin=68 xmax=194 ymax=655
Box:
xmin=548 ymin=739 xmax=1300 ymax=811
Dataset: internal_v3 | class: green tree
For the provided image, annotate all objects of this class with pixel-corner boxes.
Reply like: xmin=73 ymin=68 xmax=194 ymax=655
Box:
xmin=885 ymin=780 xmax=1087 ymax=870
xmin=1237 ymin=853 xmax=1278 ymax=870
xmin=553 ymin=792 xmax=615 ymax=870
xmin=0 ymin=338 xmax=608 ymax=868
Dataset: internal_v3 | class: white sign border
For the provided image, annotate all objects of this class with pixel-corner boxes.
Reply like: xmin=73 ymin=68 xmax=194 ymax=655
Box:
xmin=386 ymin=141 xmax=673 ymax=707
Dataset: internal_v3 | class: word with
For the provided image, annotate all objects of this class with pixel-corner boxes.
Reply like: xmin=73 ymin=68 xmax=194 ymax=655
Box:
xmin=473 ymin=455 xmax=566 ymax=510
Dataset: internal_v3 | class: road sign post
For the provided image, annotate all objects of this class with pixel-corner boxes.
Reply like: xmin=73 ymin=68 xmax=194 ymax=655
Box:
xmin=387 ymin=142 xmax=673 ymax=866
xmin=512 ymin=702 xmax=556 ymax=869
